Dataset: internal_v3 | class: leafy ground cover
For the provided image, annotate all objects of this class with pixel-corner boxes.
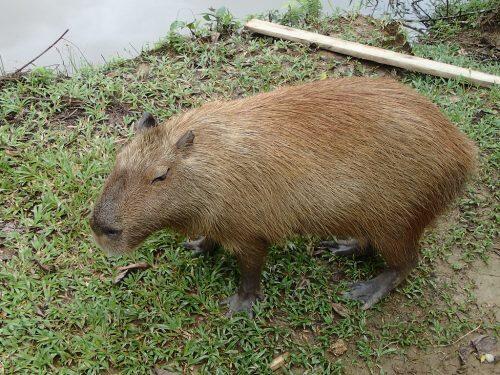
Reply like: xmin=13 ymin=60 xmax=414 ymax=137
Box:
xmin=0 ymin=1 xmax=498 ymax=373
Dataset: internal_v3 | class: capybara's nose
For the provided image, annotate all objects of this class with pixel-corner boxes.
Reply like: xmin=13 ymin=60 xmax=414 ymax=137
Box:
xmin=100 ymin=227 xmax=123 ymax=237
xmin=89 ymin=213 xmax=122 ymax=238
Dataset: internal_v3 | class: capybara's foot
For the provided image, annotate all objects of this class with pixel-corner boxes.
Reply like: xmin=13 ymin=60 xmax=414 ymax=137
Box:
xmin=183 ymin=236 xmax=217 ymax=256
xmin=318 ymin=239 xmax=374 ymax=259
xmin=343 ymin=270 xmax=404 ymax=309
xmin=223 ymin=292 xmax=261 ymax=318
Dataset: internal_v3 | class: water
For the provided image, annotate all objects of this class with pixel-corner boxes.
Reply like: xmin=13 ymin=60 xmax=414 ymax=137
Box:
xmin=1 ymin=0 xmax=362 ymax=74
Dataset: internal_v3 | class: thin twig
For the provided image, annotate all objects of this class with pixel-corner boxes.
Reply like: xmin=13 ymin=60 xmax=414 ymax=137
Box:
xmin=128 ymin=42 xmax=141 ymax=56
xmin=415 ymin=2 xmax=432 ymax=21
xmin=55 ymin=47 xmax=69 ymax=76
xmin=14 ymin=29 xmax=69 ymax=74
xmin=401 ymin=23 xmax=425 ymax=34
xmin=436 ymin=324 xmax=481 ymax=347
xmin=403 ymin=8 xmax=495 ymax=23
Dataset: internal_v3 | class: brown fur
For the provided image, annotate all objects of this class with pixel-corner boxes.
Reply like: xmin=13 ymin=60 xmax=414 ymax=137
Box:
xmin=91 ymin=77 xmax=477 ymax=275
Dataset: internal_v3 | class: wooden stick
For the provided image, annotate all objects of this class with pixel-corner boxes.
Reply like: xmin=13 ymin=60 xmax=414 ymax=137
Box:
xmin=14 ymin=29 xmax=69 ymax=74
xmin=244 ymin=19 xmax=500 ymax=87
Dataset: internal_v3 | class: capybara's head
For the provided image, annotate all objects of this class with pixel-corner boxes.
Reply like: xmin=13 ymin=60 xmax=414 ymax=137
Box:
xmin=90 ymin=112 xmax=196 ymax=255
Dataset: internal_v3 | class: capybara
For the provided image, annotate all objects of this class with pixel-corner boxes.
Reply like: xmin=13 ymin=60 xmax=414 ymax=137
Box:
xmin=90 ymin=78 xmax=477 ymax=315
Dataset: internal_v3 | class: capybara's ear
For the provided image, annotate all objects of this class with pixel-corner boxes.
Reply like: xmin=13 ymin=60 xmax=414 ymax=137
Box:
xmin=134 ymin=112 xmax=157 ymax=132
xmin=175 ymin=130 xmax=195 ymax=150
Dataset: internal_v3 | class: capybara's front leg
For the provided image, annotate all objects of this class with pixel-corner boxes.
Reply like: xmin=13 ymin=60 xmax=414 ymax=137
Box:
xmin=224 ymin=241 xmax=268 ymax=318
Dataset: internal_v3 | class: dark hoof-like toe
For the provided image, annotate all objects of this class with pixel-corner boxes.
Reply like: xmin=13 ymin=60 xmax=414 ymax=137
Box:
xmin=343 ymin=281 xmax=380 ymax=310
xmin=343 ymin=270 xmax=401 ymax=310
xmin=222 ymin=293 xmax=260 ymax=318
xmin=318 ymin=240 xmax=360 ymax=258
xmin=183 ymin=237 xmax=214 ymax=256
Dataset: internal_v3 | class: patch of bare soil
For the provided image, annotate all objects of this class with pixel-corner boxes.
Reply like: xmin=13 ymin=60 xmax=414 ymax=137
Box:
xmin=474 ymin=247 xmax=500 ymax=322
xmin=325 ymin=15 xmax=412 ymax=53
xmin=344 ymin=250 xmax=499 ymax=374
xmin=430 ymin=7 xmax=499 ymax=61
xmin=310 ymin=15 xmax=410 ymax=80
xmin=461 ymin=8 xmax=499 ymax=61
xmin=376 ymin=342 xmax=497 ymax=375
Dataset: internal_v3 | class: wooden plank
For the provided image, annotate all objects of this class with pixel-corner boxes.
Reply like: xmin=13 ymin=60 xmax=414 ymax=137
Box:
xmin=245 ymin=19 xmax=500 ymax=87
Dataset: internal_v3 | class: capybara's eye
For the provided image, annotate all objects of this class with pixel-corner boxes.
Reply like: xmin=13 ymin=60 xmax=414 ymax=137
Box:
xmin=151 ymin=169 xmax=170 ymax=184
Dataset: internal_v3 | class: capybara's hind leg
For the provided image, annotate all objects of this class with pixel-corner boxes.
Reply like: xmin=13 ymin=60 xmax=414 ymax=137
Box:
xmin=318 ymin=238 xmax=374 ymax=259
xmin=183 ymin=236 xmax=218 ymax=256
xmin=344 ymin=269 xmax=410 ymax=309
xmin=344 ymin=236 xmax=418 ymax=309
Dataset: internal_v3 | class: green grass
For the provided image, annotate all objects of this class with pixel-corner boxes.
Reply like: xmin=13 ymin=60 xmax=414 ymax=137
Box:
xmin=1 ymin=6 xmax=499 ymax=374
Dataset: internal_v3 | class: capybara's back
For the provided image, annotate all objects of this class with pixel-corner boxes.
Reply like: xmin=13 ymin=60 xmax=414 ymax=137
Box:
xmin=187 ymin=78 xmax=477 ymax=254
xmin=91 ymin=78 xmax=477 ymax=314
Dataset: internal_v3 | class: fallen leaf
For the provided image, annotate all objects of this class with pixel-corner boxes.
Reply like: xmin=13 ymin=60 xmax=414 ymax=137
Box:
xmin=472 ymin=335 xmax=497 ymax=354
xmin=269 ymin=352 xmax=289 ymax=371
xmin=113 ymin=270 xmax=129 ymax=284
xmin=136 ymin=63 xmax=150 ymax=79
xmin=153 ymin=367 xmax=180 ymax=375
xmin=330 ymin=339 xmax=348 ymax=356
xmin=117 ymin=262 xmax=150 ymax=272
xmin=479 ymin=353 xmax=495 ymax=363
xmin=1 ymin=222 xmax=19 ymax=234
xmin=458 ymin=345 xmax=473 ymax=365
xmin=211 ymin=32 xmax=220 ymax=43
xmin=4 ymin=149 xmax=18 ymax=156
xmin=33 ymin=259 xmax=56 ymax=273
xmin=331 ymin=302 xmax=349 ymax=318
xmin=113 ymin=262 xmax=150 ymax=284
xmin=35 ymin=306 xmax=46 ymax=317
xmin=0 ymin=247 xmax=16 ymax=261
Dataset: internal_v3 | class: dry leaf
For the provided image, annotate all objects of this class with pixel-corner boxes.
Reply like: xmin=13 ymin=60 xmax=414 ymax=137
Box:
xmin=458 ymin=345 xmax=473 ymax=365
xmin=331 ymin=302 xmax=349 ymax=318
xmin=0 ymin=247 xmax=16 ymax=261
xmin=330 ymin=339 xmax=348 ymax=356
xmin=270 ymin=352 xmax=289 ymax=371
xmin=33 ymin=259 xmax=56 ymax=273
xmin=113 ymin=270 xmax=129 ymax=284
xmin=113 ymin=262 xmax=150 ymax=284
xmin=153 ymin=367 xmax=180 ymax=375
xmin=472 ymin=335 xmax=497 ymax=354
xmin=4 ymin=149 xmax=18 ymax=156
xmin=211 ymin=32 xmax=221 ymax=43
xmin=479 ymin=353 xmax=495 ymax=363
xmin=117 ymin=262 xmax=150 ymax=272
xmin=1 ymin=222 xmax=19 ymax=234
xmin=136 ymin=63 xmax=150 ymax=79
xmin=35 ymin=306 xmax=46 ymax=317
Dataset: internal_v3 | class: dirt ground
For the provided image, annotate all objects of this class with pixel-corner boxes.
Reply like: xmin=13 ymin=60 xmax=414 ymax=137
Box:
xmin=343 ymin=233 xmax=500 ymax=375
xmin=427 ymin=6 xmax=500 ymax=62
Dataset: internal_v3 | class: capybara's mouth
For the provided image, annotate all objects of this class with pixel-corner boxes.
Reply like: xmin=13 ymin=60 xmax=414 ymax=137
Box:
xmin=91 ymin=231 xmax=125 ymax=256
